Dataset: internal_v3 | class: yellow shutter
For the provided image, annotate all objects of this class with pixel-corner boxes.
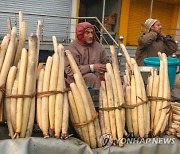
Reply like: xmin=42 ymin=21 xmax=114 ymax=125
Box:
xmin=152 ymin=1 xmax=174 ymax=36
xmin=127 ymin=0 xmax=175 ymax=46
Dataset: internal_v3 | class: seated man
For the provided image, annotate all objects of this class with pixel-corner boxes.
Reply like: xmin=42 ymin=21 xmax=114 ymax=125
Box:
xmin=65 ymin=22 xmax=109 ymax=88
xmin=136 ymin=18 xmax=177 ymax=66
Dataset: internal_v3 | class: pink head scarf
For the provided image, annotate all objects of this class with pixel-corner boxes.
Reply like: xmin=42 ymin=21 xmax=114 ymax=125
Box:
xmin=76 ymin=22 xmax=95 ymax=44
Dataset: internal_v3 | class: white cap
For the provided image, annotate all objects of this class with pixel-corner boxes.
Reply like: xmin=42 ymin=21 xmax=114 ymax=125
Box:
xmin=144 ymin=18 xmax=158 ymax=32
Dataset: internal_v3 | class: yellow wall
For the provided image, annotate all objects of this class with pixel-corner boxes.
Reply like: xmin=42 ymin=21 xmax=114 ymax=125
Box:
xmin=152 ymin=1 xmax=177 ymax=37
xmin=119 ymin=0 xmax=179 ymax=46
xmin=118 ymin=0 xmax=130 ymax=45
xmin=170 ymin=5 xmax=179 ymax=35
xmin=127 ymin=0 xmax=151 ymax=45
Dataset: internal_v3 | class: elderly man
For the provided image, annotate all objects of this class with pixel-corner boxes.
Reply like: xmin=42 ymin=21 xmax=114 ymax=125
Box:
xmin=136 ymin=18 xmax=177 ymax=66
xmin=65 ymin=22 xmax=109 ymax=88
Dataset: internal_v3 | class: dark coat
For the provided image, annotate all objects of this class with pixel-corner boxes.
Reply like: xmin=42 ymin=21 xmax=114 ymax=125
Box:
xmin=136 ymin=32 xmax=177 ymax=66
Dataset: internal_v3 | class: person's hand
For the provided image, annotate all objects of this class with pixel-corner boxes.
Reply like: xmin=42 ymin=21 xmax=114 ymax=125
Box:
xmin=94 ymin=64 xmax=106 ymax=74
xmin=159 ymin=32 xmax=166 ymax=38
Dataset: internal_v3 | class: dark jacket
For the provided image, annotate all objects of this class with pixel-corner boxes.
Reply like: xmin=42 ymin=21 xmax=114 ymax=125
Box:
xmin=136 ymin=32 xmax=177 ymax=66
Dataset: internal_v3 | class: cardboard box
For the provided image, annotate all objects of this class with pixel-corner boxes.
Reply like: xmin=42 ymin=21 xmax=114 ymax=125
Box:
xmin=104 ymin=23 xmax=112 ymax=32
xmin=104 ymin=16 xmax=116 ymax=25
xmin=104 ymin=16 xmax=109 ymax=24
xmin=108 ymin=16 xmax=116 ymax=25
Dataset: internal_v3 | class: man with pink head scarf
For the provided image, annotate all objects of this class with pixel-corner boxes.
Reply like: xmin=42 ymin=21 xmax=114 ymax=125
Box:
xmin=65 ymin=22 xmax=109 ymax=88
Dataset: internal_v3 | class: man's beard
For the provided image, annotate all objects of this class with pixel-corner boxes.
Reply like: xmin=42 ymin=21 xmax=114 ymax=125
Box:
xmin=86 ymin=39 xmax=93 ymax=44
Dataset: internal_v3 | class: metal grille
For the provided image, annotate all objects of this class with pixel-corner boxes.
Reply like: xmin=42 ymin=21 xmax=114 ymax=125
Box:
xmin=0 ymin=0 xmax=72 ymax=41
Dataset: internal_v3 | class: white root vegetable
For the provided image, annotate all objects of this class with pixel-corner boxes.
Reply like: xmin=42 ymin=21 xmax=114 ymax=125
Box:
xmin=110 ymin=46 xmax=125 ymax=130
xmin=139 ymin=69 xmax=149 ymax=137
xmin=120 ymin=44 xmax=133 ymax=71
xmin=130 ymin=75 xmax=139 ymax=137
xmin=151 ymin=74 xmax=159 ymax=130
xmin=61 ymin=89 xmax=69 ymax=139
xmin=14 ymin=21 xmax=27 ymax=66
xmin=7 ymin=18 xmax=12 ymax=35
xmin=84 ymin=84 xmax=102 ymax=147
xmin=173 ymin=120 xmax=180 ymax=125
xmin=10 ymin=79 xmax=18 ymax=132
xmin=101 ymin=81 xmax=111 ymax=134
xmin=168 ymin=128 xmax=176 ymax=136
xmin=99 ymin=86 xmax=105 ymax=135
xmin=25 ymin=97 xmax=35 ymax=137
xmin=105 ymin=72 xmax=117 ymax=140
xmin=16 ymin=48 xmax=28 ymax=134
xmin=173 ymin=109 xmax=180 ymax=115
xmin=173 ymin=114 xmax=180 ymax=122
xmin=160 ymin=113 xmax=169 ymax=134
xmin=52 ymin=36 xmax=58 ymax=53
xmin=65 ymin=50 xmax=102 ymax=147
xmin=70 ymin=83 xmax=90 ymax=145
xmin=74 ymin=73 xmax=97 ymax=148
xmin=106 ymin=63 xmax=123 ymax=146
xmin=18 ymin=11 xmax=23 ymax=35
xmin=176 ymin=133 xmax=180 ymax=137
xmin=0 ymin=27 xmax=17 ymax=106
xmin=125 ymin=85 xmax=133 ymax=134
xmin=154 ymin=54 xmax=164 ymax=129
xmin=55 ymin=44 xmax=65 ymax=138
xmin=68 ymin=91 xmax=83 ymax=140
xmin=154 ymin=53 xmax=170 ymax=136
xmin=36 ymin=20 xmax=43 ymax=62
xmin=49 ymin=53 xmax=59 ymax=134
xmin=131 ymin=58 xmax=145 ymax=137
xmin=41 ymin=57 xmax=52 ymax=137
xmin=20 ymin=35 xmax=38 ymax=138
xmin=172 ymin=105 xmax=180 ymax=111
xmin=147 ymin=75 xmax=153 ymax=130
xmin=0 ymin=34 xmax=10 ymax=72
xmin=5 ymin=66 xmax=17 ymax=138
xmin=37 ymin=69 xmax=44 ymax=129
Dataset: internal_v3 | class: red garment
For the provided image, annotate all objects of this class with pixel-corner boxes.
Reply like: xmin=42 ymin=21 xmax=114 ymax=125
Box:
xmin=65 ymin=22 xmax=109 ymax=88
xmin=65 ymin=40 xmax=109 ymax=88
xmin=76 ymin=22 xmax=95 ymax=45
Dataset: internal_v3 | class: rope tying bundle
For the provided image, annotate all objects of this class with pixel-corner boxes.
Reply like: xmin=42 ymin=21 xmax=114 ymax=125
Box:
xmin=5 ymin=93 xmax=36 ymax=98
xmin=99 ymin=96 xmax=147 ymax=111
xmin=37 ymin=88 xmax=70 ymax=98
xmin=0 ymin=84 xmax=5 ymax=94
xmin=72 ymin=112 xmax=98 ymax=128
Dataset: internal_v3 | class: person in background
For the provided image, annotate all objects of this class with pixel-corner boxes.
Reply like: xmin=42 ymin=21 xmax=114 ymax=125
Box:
xmin=136 ymin=18 xmax=178 ymax=66
xmin=65 ymin=22 xmax=109 ymax=88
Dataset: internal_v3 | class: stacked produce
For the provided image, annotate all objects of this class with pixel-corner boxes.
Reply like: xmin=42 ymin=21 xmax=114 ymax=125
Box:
xmin=5 ymin=35 xmax=37 ymax=138
xmin=14 ymin=11 xmax=27 ymax=66
xmin=0 ymin=27 xmax=17 ymax=122
xmin=0 ymin=11 xmax=27 ymax=122
xmin=147 ymin=52 xmax=171 ymax=136
xmin=166 ymin=102 xmax=180 ymax=138
xmin=4 ymin=15 xmax=42 ymax=138
xmin=66 ymin=50 xmax=102 ymax=148
xmin=121 ymin=44 xmax=150 ymax=138
xmin=36 ymin=37 xmax=69 ymax=139
xmin=125 ymin=59 xmax=150 ymax=137
xmin=98 ymin=45 xmax=125 ymax=147
xmin=0 ymin=11 xmax=179 ymax=148
xmin=123 ymin=63 xmax=134 ymax=136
